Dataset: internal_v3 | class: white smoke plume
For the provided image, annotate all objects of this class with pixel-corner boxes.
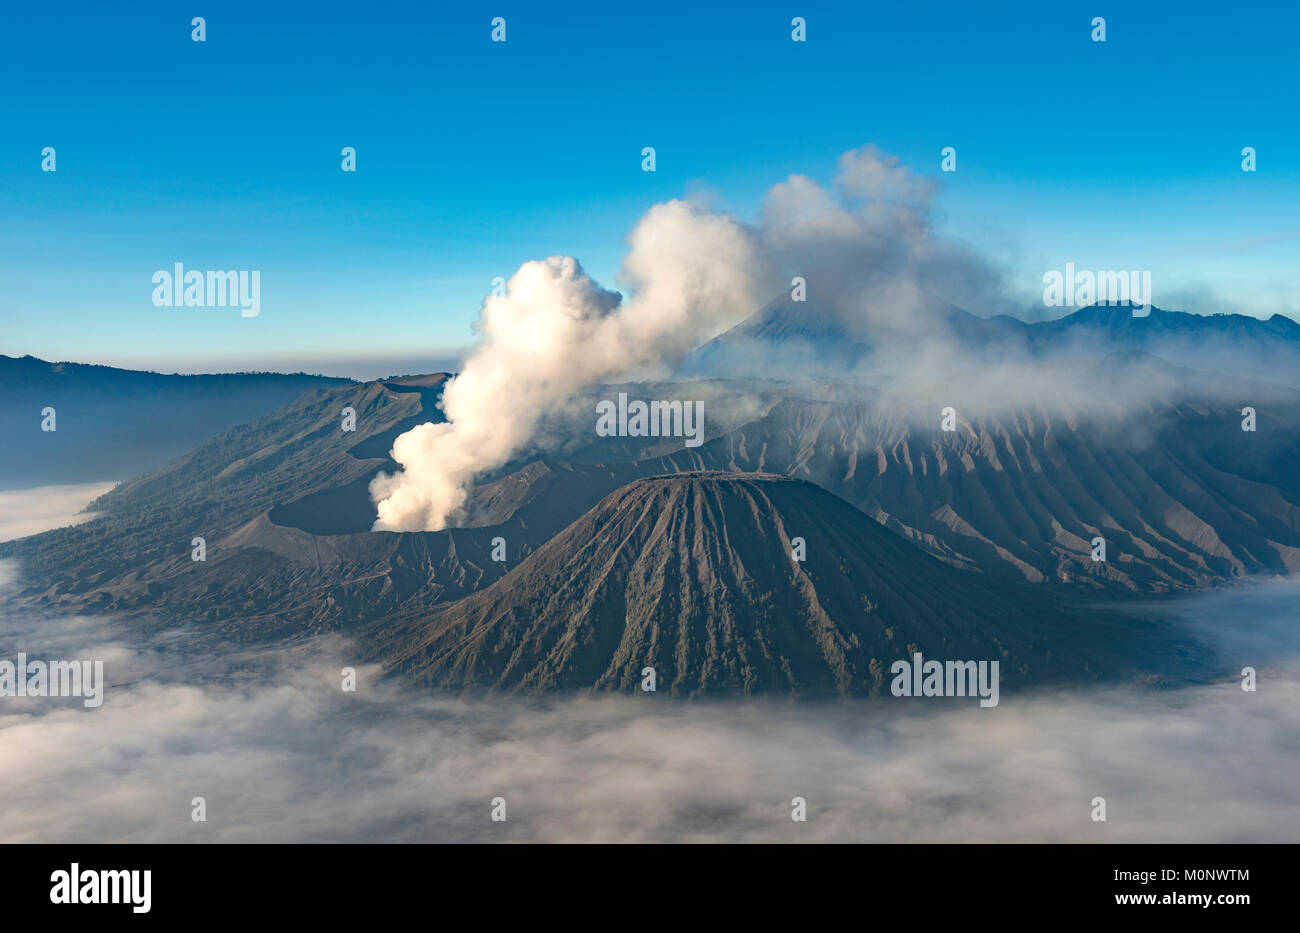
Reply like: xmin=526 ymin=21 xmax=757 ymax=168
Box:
xmin=371 ymin=200 xmax=770 ymax=531
xmin=371 ymin=145 xmax=1014 ymax=532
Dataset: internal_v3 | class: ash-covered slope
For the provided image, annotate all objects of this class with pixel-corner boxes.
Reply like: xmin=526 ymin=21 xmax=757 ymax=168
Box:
xmin=369 ymin=473 xmax=1167 ymax=697
xmin=649 ymin=395 xmax=1300 ymax=592
xmin=0 ymin=376 xmax=474 ymax=636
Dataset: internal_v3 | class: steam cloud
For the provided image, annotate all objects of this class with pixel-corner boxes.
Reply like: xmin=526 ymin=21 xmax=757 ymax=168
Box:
xmin=370 ymin=144 xmax=1294 ymax=532
xmin=371 ymin=145 xmax=1019 ymax=531
xmin=370 ymin=201 xmax=770 ymax=531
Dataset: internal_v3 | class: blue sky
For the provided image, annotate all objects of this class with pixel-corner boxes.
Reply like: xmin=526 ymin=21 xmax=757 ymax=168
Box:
xmin=2 ymin=0 xmax=1297 ymax=377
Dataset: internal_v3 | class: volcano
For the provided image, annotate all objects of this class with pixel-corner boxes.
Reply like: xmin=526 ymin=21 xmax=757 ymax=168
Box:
xmin=368 ymin=472 xmax=1171 ymax=697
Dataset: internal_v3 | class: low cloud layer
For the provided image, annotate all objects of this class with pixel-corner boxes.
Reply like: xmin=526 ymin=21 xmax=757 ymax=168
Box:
xmin=0 ymin=482 xmax=116 ymax=543
xmin=3 ymin=561 xmax=1296 ymax=843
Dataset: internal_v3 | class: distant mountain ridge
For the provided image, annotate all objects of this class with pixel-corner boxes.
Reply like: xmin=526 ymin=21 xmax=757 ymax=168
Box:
xmin=688 ymin=301 xmax=1300 ymax=386
xmin=1028 ymin=303 xmax=1300 ymax=343
xmin=0 ymin=355 xmax=354 ymax=488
